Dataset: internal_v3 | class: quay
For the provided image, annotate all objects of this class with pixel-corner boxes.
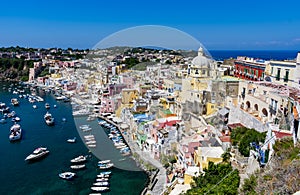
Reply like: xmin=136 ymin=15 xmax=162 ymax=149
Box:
xmin=98 ymin=115 xmax=167 ymax=195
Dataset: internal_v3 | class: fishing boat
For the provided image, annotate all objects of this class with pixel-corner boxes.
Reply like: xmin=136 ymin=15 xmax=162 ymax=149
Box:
xmin=25 ymin=147 xmax=49 ymax=161
xmin=58 ymin=172 xmax=76 ymax=180
xmin=90 ymin=186 xmax=109 ymax=192
xmin=67 ymin=137 xmax=76 ymax=143
xmin=70 ymin=155 xmax=87 ymax=163
xmin=9 ymin=123 xmax=22 ymax=141
xmin=70 ymin=164 xmax=86 ymax=170
xmin=44 ymin=112 xmax=54 ymax=126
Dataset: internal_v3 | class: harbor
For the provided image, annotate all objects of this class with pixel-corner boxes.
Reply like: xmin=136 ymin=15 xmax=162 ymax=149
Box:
xmin=0 ymin=81 xmax=148 ymax=195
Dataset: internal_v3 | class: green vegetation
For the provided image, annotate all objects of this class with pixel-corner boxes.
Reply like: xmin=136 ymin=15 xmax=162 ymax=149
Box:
xmin=0 ymin=58 xmax=35 ymax=80
xmin=186 ymin=161 xmax=240 ymax=195
xmin=273 ymin=137 xmax=300 ymax=161
xmin=231 ymin=127 xmax=266 ymax=157
xmin=241 ymin=174 xmax=257 ymax=195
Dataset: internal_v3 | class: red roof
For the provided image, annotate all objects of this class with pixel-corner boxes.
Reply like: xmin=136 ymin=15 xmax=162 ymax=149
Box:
xmin=273 ymin=131 xmax=292 ymax=139
xmin=219 ymin=136 xmax=231 ymax=143
xmin=227 ymin=123 xmax=244 ymax=129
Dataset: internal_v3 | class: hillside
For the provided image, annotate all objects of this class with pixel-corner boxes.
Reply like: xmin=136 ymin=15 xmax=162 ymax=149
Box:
xmin=241 ymin=137 xmax=300 ymax=194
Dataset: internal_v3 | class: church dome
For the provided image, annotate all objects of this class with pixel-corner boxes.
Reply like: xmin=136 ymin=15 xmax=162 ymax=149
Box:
xmin=191 ymin=47 xmax=212 ymax=68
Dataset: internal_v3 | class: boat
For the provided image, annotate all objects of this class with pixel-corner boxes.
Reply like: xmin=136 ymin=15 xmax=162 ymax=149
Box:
xmin=98 ymin=163 xmax=114 ymax=169
xmin=33 ymin=105 xmax=37 ymax=109
xmin=67 ymin=137 xmax=76 ymax=143
xmin=12 ymin=116 xmax=21 ymax=122
xmin=85 ymin=140 xmax=96 ymax=144
xmin=100 ymin=171 xmax=111 ymax=175
xmin=0 ymin=118 xmax=6 ymax=124
xmin=45 ymin=103 xmax=50 ymax=109
xmin=44 ymin=112 xmax=54 ymax=126
xmin=9 ymin=123 xmax=22 ymax=141
xmin=58 ymin=172 xmax=76 ymax=180
xmin=90 ymin=187 xmax=109 ymax=192
xmin=70 ymin=155 xmax=87 ymax=163
xmin=70 ymin=164 xmax=86 ymax=170
xmin=98 ymin=160 xmax=111 ymax=164
xmin=11 ymin=98 xmax=19 ymax=106
xmin=87 ymin=144 xmax=96 ymax=148
xmin=97 ymin=174 xmax=110 ymax=178
xmin=93 ymin=181 xmax=109 ymax=186
xmin=25 ymin=147 xmax=49 ymax=161
xmin=96 ymin=178 xmax=109 ymax=182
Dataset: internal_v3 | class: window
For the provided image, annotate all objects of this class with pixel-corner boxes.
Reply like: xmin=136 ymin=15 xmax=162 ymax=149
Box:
xmin=202 ymin=70 xmax=206 ymax=75
xmin=276 ymin=68 xmax=281 ymax=81
xmin=284 ymin=70 xmax=289 ymax=82
xmin=195 ymin=69 xmax=199 ymax=74
xmin=271 ymin=67 xmax=274 ymax=74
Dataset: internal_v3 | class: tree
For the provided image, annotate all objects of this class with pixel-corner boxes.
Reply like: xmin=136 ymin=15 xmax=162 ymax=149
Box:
xmin=241 ymin=174 xmax=257 ymax=195
xmin=186 ymin=161 xmax=240 ymax=195
xmin=231 ymin=127 xmax=266 ymax=157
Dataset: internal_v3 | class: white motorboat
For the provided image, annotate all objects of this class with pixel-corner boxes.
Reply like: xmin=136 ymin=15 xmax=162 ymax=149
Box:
xmin=44 ymin=112 xmax=54 ymax=126
xmin=97 ymin=174 xmax=110 ymax=178
xmin=70 ymin=155 xmax=87 ymax=163
xmin=45 ymin=103 xmax=50 ymax=109
xmin=67 ymin=137 xmax=76 ymax=143
xmin=90 ymin=187 xmax=109 ymax=192
xmin=93 ymin=181 xmax=109 ymax=186
xmin=70 ymin=164 xmax=86 ymax=170
xmin=33 ymin=105 xmax=37 ymax=109
xmin=11 ymin=98 xmax=19 ymax=106
xmin=59 ymin=172 xmax=76 ymax=180
xmin=25 ymin=147 xmax=49 ymax=161
xmin=98 ymin=160 xmax=111 ymax=164
xmin=96 ymin=178 xmax=109 ymax=182
xmin=98 ymin=163 xmax=114 ymax=169
xmin=9 ymin=123 xmax=22 ymax=141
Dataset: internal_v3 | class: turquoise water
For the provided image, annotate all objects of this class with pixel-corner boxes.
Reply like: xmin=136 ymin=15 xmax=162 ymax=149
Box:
xmin=0 ymin=81 xmax=148 ymax=195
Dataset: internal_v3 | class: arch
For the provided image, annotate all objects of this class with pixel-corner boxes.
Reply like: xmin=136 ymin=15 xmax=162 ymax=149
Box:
xmin=262 ymin=108 xmax=268 ymax=117
xmin=246 ymin=101 xmax=251 ymax=109
xmin=254 ymin=104 xmax=258 ymax=111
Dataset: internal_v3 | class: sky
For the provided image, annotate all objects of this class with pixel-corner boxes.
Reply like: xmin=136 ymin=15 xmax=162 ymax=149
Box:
xmin=0 ymin=0 xmax=300 ymax=50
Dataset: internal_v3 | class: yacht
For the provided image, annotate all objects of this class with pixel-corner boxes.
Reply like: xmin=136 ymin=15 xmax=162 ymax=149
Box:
xmin=70 ymin=155 xmax=87 ymax=163
xmin=90 ymin=187 xmax=109 ymax=192
xmin=9 ymin=123 xmax=22 ymax=141
xmin=25 ymin=147 xmax=49 ymax=161
xmin=67 ymin=137 xmax=76 ymax=143
xmin=70 ymin=164 xmax=86 ymax=170
xmin=44 ymin=112 xmax=54 ymax=126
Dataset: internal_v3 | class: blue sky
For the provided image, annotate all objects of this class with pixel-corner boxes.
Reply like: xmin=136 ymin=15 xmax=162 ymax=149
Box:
xmin=1 ymin=0 xmax=300 ymax=50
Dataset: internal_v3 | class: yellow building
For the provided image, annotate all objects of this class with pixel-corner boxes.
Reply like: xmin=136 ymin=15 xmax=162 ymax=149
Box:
xmin=121 ymin=89 xmax=139 ymax=106
xmin=194 ymin=146 xmax=224 ymax=171
xmin=184 ymin=166 xmax=200 ymax=185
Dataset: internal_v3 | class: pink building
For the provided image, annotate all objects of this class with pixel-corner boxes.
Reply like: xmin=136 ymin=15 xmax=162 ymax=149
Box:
xmin=99 ymin=97 xmax=114 ymax=114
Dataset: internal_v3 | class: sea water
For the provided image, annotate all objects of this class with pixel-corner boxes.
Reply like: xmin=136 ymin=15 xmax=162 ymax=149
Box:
xmin=0 ymin=81 xmax=148 ymax=195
